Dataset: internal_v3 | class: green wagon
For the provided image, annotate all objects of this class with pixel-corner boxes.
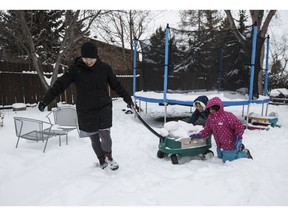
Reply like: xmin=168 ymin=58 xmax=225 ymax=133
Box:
xmin=132 ymin=106 xmax=214 ymax=164
xmin=157 ymin=136 xmax=213 ymax=164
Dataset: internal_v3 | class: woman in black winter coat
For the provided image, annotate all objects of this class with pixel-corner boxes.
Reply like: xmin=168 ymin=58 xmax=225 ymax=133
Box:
xmin=38 ymin=41 xmax=133 ymax=171
xmin=188 ymin=95 xmax=209 ymax=126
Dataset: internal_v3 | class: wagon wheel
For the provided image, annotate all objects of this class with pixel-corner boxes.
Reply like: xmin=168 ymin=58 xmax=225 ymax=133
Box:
xmin=157 ymin=150 xmax=167 ymax=159
xmin=203 ymin=150 xmax=214 ymax=160
xmin=170 ymin=154 xmax=179 ymax=164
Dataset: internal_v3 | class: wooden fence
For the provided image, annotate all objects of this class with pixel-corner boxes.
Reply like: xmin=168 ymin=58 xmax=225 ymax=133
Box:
xmin=0 ymin=71 xmax=139 ymax=108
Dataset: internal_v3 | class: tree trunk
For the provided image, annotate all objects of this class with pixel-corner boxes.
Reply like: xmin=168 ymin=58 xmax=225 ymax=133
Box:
xmin=18 ymin=11 xmax=50 ymax=90
xmin=225 ymin=10 xmax=276 ymax=97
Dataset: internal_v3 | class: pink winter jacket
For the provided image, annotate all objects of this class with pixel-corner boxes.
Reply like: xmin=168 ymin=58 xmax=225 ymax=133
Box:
xmin=197 ymin=97 xmax=244 ymax=150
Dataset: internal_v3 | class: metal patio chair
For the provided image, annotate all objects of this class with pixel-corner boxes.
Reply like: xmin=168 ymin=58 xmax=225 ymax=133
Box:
xmin=14 ymin=117 xmax=56 ymax=153
xmin=46 ymin=106 xmax=78 ymax=146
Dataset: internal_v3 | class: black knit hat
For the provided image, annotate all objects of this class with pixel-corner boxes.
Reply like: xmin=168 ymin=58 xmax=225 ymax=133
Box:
xmin=81 ymin=42 xmax=98 ymax=58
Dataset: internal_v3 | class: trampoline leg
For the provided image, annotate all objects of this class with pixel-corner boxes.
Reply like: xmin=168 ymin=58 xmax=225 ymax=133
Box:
xmin=164 ymin=102 xmax=167 ymax=124
xmin=265 ymin=103 xmax=269 ymax=116
xmin=246 ymin=104 xmax=250 ymax=128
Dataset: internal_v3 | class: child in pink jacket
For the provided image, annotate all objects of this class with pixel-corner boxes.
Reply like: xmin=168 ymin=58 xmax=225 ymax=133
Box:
xmin=190 ymin=97 xmax=253 ymax=162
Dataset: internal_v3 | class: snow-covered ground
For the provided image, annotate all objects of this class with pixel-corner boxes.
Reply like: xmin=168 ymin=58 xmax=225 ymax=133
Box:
xmin=0 ymin=96 xmax=288 ymax=214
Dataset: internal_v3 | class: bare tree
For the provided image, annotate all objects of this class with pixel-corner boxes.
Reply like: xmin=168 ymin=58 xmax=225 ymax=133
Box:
xmin=225 ymin=10 xmax=277 ymax=96
xmin=180 ymin=10 xmax=223 ymax=31
xmin=92 ymin=10 xmax=152 ymax=72
xmin=180 ymin=10 xmax=206 ymax=30
xmin=270 ymin=34 xmax=288 ymax=76
xmin=0 ymin=10 xmax=102 ymax=90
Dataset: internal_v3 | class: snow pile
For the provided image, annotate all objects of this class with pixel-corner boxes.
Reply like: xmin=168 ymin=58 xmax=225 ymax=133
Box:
xmin=158 ymin=120 xmax=203 ymax=139
xmin=270 ymin=88 xmax=288 ymax=97
xmin=12 ymin=103 xmax=26 ymax=109
xmin=249 ymin=111 xmax=279 ymax=119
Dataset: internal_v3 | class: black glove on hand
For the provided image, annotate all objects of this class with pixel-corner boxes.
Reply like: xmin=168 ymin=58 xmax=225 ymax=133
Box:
xmin=38 ymin=101 xmax=47 ymax=112
xmin=125 ymin=97 xmax=133 ymax=109
xmin=127 ymin=102 xmax=133 ymax=109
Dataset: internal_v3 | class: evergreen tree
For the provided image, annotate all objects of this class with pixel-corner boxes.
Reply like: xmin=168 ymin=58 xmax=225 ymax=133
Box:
xmin=237 ymin=10 xmax=249 ymax=34
xmin=0 ymin=10 xmax=100 ymax=92
xmin=147 ymin=26 xmax=166 ymax=65
xmin=139 ymin=26 xmax=166 ymax=91
xmin=0 ymin=10 xmax=65 ymax=64
xmin=225 ymin=10 xmax=277 ymax=96
xmin=140 ymin=26 xmax=179 ymax=91
xmin=269 ymin=60 xmax=288 ymax=89
xmin=202 ymin=10 xmax=223 ymax=30
xmin=0 ymin=11 xmax=26 ymax=61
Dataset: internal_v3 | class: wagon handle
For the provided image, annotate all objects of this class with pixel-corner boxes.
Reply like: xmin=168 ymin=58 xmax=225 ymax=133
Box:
xmin=131 ymin=105 xmax=165 ymax=140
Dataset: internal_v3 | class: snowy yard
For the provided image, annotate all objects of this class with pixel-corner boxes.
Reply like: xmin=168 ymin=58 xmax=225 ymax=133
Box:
xmin=0 ymin=98 xmax=288 ymax=214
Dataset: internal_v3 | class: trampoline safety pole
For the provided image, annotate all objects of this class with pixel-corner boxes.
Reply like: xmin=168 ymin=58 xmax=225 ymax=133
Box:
xmin=133 ymin=38 xmax=137 ymax=99
xmin=246 ymin=24 xmax=258 ymax=127
xmin=163 ymin=24 xmax=170 ymax=124
xmin=262 ymin=35 xmax=270 ymax=116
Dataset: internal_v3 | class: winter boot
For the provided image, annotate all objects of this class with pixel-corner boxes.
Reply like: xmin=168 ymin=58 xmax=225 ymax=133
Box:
xmin=105 ymin=157 xmax=119 ymax=170
xmin=240 ymin=144 xmax=245 ymax=151
xmin=99 ymin=156 xmax=108 ymax=169
xmin=243 ymin=148 xmax=253 ymax=159
xmin=104 ymin=151 xmax=119 ymax=171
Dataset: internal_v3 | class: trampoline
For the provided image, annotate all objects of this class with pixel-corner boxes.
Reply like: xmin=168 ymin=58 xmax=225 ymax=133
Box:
xmin=132 ymin=24 xmax=271 ymax=123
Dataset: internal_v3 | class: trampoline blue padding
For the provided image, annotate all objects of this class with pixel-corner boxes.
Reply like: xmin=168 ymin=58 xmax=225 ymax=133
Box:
xmin=134 ymin=96 xmax=263 ymax=107
xmin=133 ymin=95 xmax=164 ymax=104
xmin=223 ymin=100 xmax=250 ymax=106
xmin=252 ymin=98 xmax=270 ymax=104
xmin=134 ymin=91 xmax=270 ymax=107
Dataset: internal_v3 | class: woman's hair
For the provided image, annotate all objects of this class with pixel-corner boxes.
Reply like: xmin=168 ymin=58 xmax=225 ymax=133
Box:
xmin=210 ymin=105 xmax=220 ymax=111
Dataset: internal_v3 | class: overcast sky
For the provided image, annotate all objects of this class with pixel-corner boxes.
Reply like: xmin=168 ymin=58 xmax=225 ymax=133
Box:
xmin=146 ymin=10 xmax=288 ymax=39
xmin=1 ymin=0 xmax=287 ymax=10
xmin=1 ymin=2 xmax=288 ymax=42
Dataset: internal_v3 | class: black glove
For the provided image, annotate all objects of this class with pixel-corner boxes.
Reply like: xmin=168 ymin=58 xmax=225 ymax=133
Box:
xmin=127 ymin=103 xmax=133 ymax=109
xmin=38 ymin=101 xmax=47 ymax=112
xmin=124 ymin=97 xmax=133 ymax=109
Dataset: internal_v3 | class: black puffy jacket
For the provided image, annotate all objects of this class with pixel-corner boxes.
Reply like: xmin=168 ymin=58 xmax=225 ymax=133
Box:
xmin=188 ymin=95 xmax=209 ymax=125
xmin=42 ymin=57 xmax=132 ymax=132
